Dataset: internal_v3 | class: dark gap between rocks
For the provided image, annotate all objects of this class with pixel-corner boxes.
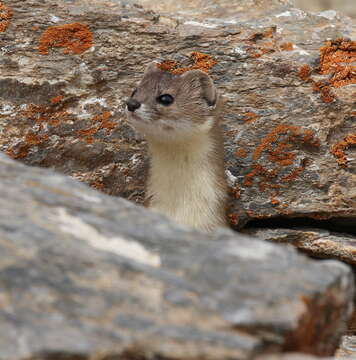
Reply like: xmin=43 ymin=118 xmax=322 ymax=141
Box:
xmin=243 ymin=216 xmax=356 ymax=236
xmin=28 ymin=353 xmax=88 ymax=360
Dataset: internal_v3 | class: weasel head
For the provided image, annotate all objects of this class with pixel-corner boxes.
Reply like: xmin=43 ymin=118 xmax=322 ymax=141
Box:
xmin=126 ymin=62 xmax=220 ymax=142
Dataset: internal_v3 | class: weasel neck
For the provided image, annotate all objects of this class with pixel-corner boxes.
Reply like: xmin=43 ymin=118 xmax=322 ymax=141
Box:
xmin=145 ymin=125 xmax=228 ymax=232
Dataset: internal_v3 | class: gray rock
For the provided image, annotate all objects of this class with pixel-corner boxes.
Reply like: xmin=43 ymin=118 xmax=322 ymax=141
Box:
xmin=244 ymin=228 xmax=356 ymax=265
xmin=337 ymin=336 xmax=356 ymax=359
xmin=256 ymin=354 xmax=334 ymax=360
xmin=0 ymin=0 xmax=355 ymax=228
xmin=291 ymin=0 xmax=356 ymax=19
xmin=0 ymin=153 xmax=354 ymax=359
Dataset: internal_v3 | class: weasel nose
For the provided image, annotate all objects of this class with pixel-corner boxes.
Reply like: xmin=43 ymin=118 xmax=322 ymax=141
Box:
xmin=126 ymin=98 xmax=141 ymax=112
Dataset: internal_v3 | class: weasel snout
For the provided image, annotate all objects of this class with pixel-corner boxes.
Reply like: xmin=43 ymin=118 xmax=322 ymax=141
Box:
xmin=126 ymin=98 xmax=141 ymax=112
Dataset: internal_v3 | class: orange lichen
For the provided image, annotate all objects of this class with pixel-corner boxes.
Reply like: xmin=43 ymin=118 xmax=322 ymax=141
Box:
xmin=321 ymin=86 xmax=335 ymax=102
xmin=253 ymin=124 xmax=320 ymax=162
xmin=281 ymin=159 xmax=308 ymax=183
xmin=93 ymin=111 xmax=116 ymax=131
xmin=50 ymin=95 xmax=63 ymax=104
xmin=7 ymin=144 xmax=30 ymax=159
xmin=243 ymin=124 xmax=320 ymax=192
xmin=299 ymin=65 xmax=311 ymax=81
xmin=235 ymin=148 xmax=248 ymax=158
xmin=331 ymin=134 xmax=356 ymax=167
xmin=77 ymin=112 xmax=116 ymax=143
xmin=264 ymin=27 xmax=275 ymax=38
xmin=228 ymin=213 xmax=239 ymax=226
xmin=249 ymin=26 xmax=276 ymax=42
xmin=248 ymin=46 xmax=275 ymax=59
xmin=244 ymin=165 xmax=261 ymax=187
xmin=302 ymin=129 xmax=320 ymax=147
xmin=244 ymin=164 xmax=278 ymax=187
xmin=253 ymin=124 xmax=300 ymax=161
xmin=319 ymin=38 xmax=356 ymax=88
xmin=157 ymin=60 xmax=178 ymax=72
xmin=244 ymin=27 xmax=278 ymax=59
xmin=157 ymin=52 xmax=217 ymax=74
xmin=243 ymin=111 xmax=259 ymax=123
xmin=271 ymin=197 xmax=280 ymax=206
xmin=7 ymin=130 xmax=49 ymax=159
xmin=77 ymin=127 xmax=97 ymax=137
xmin=6 ymin=98 xmax=73 ymax=160
xmin=280 ymin=42 xmax=294 ymax=51
xmin=0 ymin=1 xmax=12 ymax=32
xmin=299 ymin=39 xmax=355 ymax=102
xmin=39 ymin=23 xmax=93 ymax=55
xmin=190 ymin=51 xmax=217 ymax=73
xmin=247 ymin=49 xmax=262 ymax=59
xmin=25 ymin=131 xmax=48 ymax=145
xmin=91 ymin=181 xmax=104 ymax=190
xmin=268 ymin=142 xmax=296 ymax=166
xmin=230 ymin=184 xmax=241 ymax=199
xmin=298 ymin=39 xmax=355 ymax=103
xmin=263 ymin=41 xmax=274 ymax=47
xmin=312 ymin=81 xmax=335 ymax=103
xmin=21 ymin=103 xmax=69 ymax=126
xmin=309 ymin=213 xmax=331 ymax=220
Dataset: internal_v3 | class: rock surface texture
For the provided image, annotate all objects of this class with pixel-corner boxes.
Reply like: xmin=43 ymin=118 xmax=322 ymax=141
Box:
xmin=0 ymin=0 xmax=355 ymax=231
xmin=291 ymin=0 xmax=356 ymax=18
xmin=0 ymin=0 xmax=355 ymax=358
xmin=245 ymin=227 xmax=356 ymax=265
xmin=0 ymin=153 xmax=354 ymax=359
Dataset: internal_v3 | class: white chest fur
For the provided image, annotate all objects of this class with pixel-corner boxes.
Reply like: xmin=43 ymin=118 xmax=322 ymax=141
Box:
xmin=146 ymin=132 xmax=227 ymax=232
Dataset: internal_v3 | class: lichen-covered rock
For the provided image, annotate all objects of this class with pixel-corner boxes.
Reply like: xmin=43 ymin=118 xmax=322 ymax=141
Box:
xmin=0 ymin=153 xmax=354 ymax=359
xmin=245 ymin=227 xmax=356 ymax=265
xmin=336 ymin=336 xmax=356 ymax=359
xmin=256 ymin=354 xmax=333 ymax=360
xmin=0 ymin=0 xmax=355 ymax=229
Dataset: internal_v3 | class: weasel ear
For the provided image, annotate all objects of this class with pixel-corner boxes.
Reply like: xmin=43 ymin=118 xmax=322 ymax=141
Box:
xmin=143 ymin=61 xmax=161 ymax=75
xmin=181 ymin=70 xmax=217 ymax=107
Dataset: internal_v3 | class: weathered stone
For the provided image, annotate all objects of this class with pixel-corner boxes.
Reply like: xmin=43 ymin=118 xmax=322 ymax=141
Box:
xmin=0 ymin=0 xmax=355 ymax=229
xmin=336 ymin=336 xmax=356 ymax=359
xmin=291 ymin=0 xmax=356 ymax=18
xmin=244 ymin=228 xmax=356 ymax=265
xmin=0 ymin=153 xmax=354 ymax=359
xmin=257 ymin=354 xmax=333 ymax=360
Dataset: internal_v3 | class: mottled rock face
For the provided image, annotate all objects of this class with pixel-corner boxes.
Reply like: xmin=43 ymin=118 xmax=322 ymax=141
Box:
xmin=291 ymin=0 xmax=356 ymax=18
xmin=245 ymin=227 xmax=356 ymax=265
xmin=0 ymin=1 xmax=355 ymax=355
xmin=0 ymin=154 xmax=354 ymax=359
xmin=0 ymin=0 xmax=355 ymax=231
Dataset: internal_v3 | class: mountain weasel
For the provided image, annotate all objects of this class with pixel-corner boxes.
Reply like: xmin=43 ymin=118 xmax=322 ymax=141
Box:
xmin=126 ymin=62 xmax=228 ymax=232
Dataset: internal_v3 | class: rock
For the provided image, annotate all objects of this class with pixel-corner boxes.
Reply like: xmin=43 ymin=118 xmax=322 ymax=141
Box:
xmin=0 ymin=0 xmax=355 ymax=229
xmin=336 ymin=336 xmax=356 ymax=359
xmin=244 ymin=228 xmax=356 ymax=265
xmin=0 ymin=153 xmax=354 ymax=359
xmin=256 ymin=354 xmax=333 ymax=360
xmin=291 ymin=0 xmax=356 ymax=19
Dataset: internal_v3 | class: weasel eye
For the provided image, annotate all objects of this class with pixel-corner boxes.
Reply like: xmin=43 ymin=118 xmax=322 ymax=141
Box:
xmin=131 ymin=88 xmax=137 ymax=97
xmin=157 ymin=94 xmax=174 ymax=106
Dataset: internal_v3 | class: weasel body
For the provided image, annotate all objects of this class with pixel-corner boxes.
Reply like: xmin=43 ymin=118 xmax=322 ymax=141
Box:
xmin=126 ymin=62 xmax=228 ymax=232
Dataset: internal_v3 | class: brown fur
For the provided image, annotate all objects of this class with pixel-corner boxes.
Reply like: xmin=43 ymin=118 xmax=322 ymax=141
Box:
xmin=126 ymin=62 xmax=228 ymax=232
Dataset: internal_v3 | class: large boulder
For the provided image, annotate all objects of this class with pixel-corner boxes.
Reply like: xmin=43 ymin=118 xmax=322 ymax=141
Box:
xmin=0 ymin=0 xmax=355 ymax=229
xmin=0 ymin=153 xmax=354 ymax=359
